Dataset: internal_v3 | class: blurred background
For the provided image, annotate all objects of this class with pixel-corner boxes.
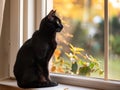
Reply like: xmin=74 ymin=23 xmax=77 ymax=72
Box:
xmin=53 ymin=0 xmax=120 ymax=80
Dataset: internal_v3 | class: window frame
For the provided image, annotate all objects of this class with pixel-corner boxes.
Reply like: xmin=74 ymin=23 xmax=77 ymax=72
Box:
xmin=9 ymin=0 xmax=20 ymax=77
xmin=9 ymin=0 xmax=53 ymax=77
xmin=8 ymin=0 xmax=120 ymax=89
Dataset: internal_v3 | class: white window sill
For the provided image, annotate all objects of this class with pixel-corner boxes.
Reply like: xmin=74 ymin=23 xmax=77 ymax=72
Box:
xmin=0 ymin=79 xmax=96 ymax=90
xmin=50 ymin=74 xmax=120 ymax=90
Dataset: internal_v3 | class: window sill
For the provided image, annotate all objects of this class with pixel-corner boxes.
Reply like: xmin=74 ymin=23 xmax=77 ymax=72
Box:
xmin=50 ymin=73 xmax=120 ymax=90
xmin=0 ymin=78 xmax=96 ymax=90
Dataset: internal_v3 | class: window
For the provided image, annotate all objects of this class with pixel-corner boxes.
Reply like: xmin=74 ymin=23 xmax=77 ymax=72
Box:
xmin=0 ymin=0 xmax=120 ymax=89
xmin=51 ymin=0 xmax=120 ymax=81
xmin=51 ymin=0 xmax=120 ymax=89
xmin=51 ymin=0 xmax=104 ymax=79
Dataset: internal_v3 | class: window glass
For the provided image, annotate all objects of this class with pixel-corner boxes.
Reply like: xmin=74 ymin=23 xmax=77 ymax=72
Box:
xmin=51 ymin=0 xmax=104 ymax=78
xmin=109 ymin=0 xmax=120 ymax=80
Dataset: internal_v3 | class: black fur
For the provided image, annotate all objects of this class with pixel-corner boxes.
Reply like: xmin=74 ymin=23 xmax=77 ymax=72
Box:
xmin=13 ymin=10 xmax=63 ymax=88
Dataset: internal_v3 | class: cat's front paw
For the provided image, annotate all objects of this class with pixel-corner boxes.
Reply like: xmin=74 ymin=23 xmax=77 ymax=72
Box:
xmin=48 ymin=81 xmax=58 ymax=87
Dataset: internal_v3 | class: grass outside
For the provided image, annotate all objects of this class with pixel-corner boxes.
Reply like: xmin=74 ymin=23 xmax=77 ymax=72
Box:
xmin=109 ymin=58 xmax=120 ymax=80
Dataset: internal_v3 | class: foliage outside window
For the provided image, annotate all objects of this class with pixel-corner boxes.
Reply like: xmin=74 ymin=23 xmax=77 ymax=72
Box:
xmin=51 ymin=44 xmax=103 ymax=76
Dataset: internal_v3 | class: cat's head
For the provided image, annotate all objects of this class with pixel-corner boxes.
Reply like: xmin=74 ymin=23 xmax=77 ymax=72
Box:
xmin=40 ymin=10 xmax=63 ymax=32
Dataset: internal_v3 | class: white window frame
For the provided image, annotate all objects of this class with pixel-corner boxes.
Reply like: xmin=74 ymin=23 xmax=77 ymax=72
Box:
xmin=8 ymin=0 xmax=120 ymax=89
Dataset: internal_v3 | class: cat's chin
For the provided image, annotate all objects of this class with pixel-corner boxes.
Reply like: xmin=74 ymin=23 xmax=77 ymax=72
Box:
xmin=56 ymin=28 xmax=62 ymax=32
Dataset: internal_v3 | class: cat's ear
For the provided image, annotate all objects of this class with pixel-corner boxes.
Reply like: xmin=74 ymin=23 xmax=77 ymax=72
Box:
xmin=52 ymin=10 xmax=56 ymax=15
xmin=48 ymin=10 xmax=56 ymax=21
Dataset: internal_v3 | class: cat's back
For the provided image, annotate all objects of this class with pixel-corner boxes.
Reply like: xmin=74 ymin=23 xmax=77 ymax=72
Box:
xmin=17 ymin=30 xmax=39 ymax=54
xmin=14 ymin=30 xmax=42 ymax=66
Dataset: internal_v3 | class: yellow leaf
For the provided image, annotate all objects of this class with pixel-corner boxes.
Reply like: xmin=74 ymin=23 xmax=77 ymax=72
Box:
xmin=51 ymin=66 xmax=56 ymax=72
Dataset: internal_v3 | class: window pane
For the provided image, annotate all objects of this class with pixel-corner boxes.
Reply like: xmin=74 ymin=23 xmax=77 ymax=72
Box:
xmin=51 ymin=0 xmax=104 ymax=78
xmin=109 ymin=0 xmax=120 ymax=80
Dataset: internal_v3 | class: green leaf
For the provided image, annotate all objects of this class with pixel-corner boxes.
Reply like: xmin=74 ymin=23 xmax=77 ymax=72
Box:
xmin=71 ymin=62 xmax=78 ymax=74
xmin=89 ymin=62 xmax=94 ymax=69
xmin=79 ymin=67 xmax=91 ymax=76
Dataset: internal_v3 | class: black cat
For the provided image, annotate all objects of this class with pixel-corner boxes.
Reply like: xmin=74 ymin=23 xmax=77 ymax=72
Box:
xmin=13 ymin=10 xmax=63 ymax=88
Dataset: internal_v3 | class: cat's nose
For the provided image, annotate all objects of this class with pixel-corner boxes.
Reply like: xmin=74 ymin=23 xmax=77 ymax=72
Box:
xmin=60 ymin=24 xmax=63 ymax=29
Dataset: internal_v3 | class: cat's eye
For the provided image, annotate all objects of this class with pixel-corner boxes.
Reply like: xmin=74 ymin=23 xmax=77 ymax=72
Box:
xmin=56 ymin=20 xmax=60 ymax=25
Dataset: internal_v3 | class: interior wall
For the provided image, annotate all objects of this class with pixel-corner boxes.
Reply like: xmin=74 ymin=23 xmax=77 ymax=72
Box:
xmin=0 ymin=0 xmax=10 ymax=79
